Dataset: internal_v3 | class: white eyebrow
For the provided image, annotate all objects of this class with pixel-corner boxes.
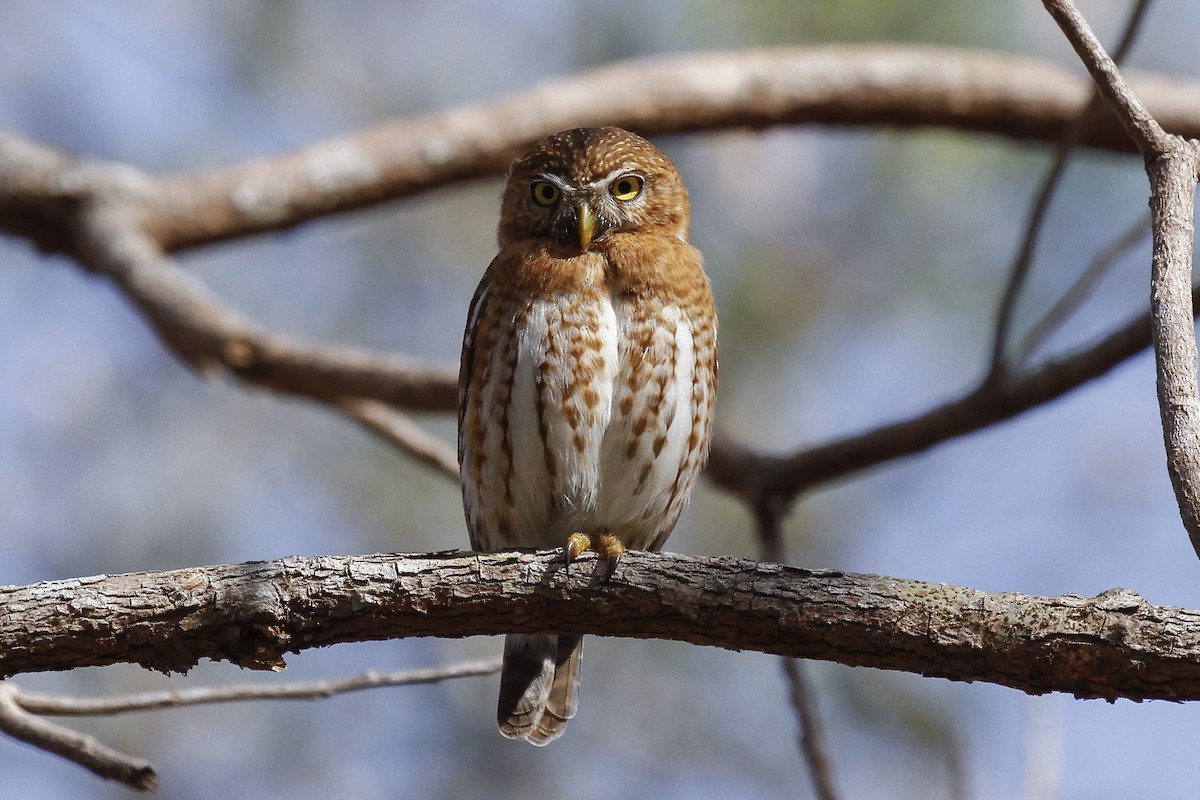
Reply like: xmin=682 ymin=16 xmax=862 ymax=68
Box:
xmin=584 ymin=167 xmax=641 ymax=192
xmin=535 ymin=173 xmax=570 ymax=187
xmin=536 ymin=168 xmax=641 ymax=194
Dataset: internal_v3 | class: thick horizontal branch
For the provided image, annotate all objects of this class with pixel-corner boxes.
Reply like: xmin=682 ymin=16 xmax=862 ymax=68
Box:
xmin=140 ymin=46 xmax=1200 ymax=251
xmin=2 ymin=551 xmax=1199 ymax=703
xmin=5 ymin=46 xmax=1200 ymax=256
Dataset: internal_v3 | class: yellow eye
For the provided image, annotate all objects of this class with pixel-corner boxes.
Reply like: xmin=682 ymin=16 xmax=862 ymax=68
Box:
xmin=610 ymin=175 xmax=643 ymax=201
xmin=531 ymin=180 xmax=560 ymax=207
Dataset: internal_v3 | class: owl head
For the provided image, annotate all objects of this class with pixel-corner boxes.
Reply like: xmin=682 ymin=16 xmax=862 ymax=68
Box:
xmin=498 ymin=127 xmax=691 ymax=252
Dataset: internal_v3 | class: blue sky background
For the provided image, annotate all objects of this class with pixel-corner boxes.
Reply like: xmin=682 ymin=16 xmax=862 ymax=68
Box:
xmin=3 ymin=2 xmax=1200 ymax=798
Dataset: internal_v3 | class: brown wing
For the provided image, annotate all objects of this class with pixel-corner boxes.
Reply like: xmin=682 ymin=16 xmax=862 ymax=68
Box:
xmin=458 ymin=258 xmax=500 ymax=552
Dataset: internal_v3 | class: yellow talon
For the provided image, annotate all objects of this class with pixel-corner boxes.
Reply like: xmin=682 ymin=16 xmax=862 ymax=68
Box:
xmin=563 ymin=532 xmax=625 ymax=581
xmin=564 ymin=533 xmax=592 ymax=568
xmin=595 ymin=534 xmax=625 ymax=581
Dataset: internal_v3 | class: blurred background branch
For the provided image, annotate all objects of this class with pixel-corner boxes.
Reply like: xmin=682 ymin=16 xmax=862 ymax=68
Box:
xmin=3 ymin=39 xmax=1198 ymax=527
xmin=6 ymin=46 xmax=1200 ymax=253
xmin=135 ymin=46 xmax=1200 ymax=251
xmin=989 ymin=0 xmax=1153 ymax=381
xmin=0 ymin=658 xmax=500 ymax=790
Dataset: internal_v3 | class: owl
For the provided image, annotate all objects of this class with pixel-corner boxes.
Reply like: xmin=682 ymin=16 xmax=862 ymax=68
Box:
xmin=458 ymin=126 xmax=717 ymax=745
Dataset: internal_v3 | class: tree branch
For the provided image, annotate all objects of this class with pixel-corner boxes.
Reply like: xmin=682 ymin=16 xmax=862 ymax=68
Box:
xmin=0 ymin=683 xmax=157 ymax=791
xmin=1012 ymin=212 xmax=1151 ymax=368
xmin=0 ymin=657 xmax=499 ymax=791
xmin=1042 ymin=0 xmax=1200 ymax=557
xmin=5 ymin=41 xmax=1200 ymax=497
xmin=989 ymin=0 xmax=1153 ymax=379
xmin=138 ymin=46 xmax=1200 ymax=251
xmin=1147 ymin=148 xmax=1200 ymax=555
xmin=781 ymin=657 xmax=840 ymax=800
xmin=708 ymin=282 xmax=1200 ymax=505
xmin=337 ymin=398 xmax=460 ymax=481
xmin=71 ymin=199 xmax=457 ymax=411
xmin=1041 ymin=0 xmax=1170 ymax=154
xmin=2 ymin=551 xmax=1199 ymax=703
xmin=6 ymin=47 xmax=1200 ymax=256
xmin=14 ymin=659 xmax=500 ymax=717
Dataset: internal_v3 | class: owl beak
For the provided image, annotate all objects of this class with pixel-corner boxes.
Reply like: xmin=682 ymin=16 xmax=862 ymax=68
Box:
xmin=574 ymin=201 xmax=597 ymax=252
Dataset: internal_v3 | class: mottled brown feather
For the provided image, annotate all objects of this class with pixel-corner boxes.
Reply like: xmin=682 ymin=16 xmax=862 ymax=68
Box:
xmin=459 ymin=127 xmax=717 ymax=744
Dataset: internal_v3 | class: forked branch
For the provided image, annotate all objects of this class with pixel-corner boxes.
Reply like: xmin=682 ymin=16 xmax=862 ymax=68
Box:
xmin=1043 ymin=0 xmax=1200 ymax=558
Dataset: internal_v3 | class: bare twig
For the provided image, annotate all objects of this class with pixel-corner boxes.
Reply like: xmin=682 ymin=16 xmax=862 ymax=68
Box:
xmin=1041 ymin=0 xmax=1171 ymax=154
xmin=1012 ymin=213 xmax=1151 ymax=367
xmin=989 ymin=0 xmax=1153 ymax=379
xmin=338 ymin=398 xmax=460 ymax=481
xmin=752 ymin=499 xmax=786 ymax=565
xmin=16 ymin=659 xmax=500 ymax=716
xmin=1 ymin=659 xmax=499 ymax=791
xmin=0 ymin=683 xmax=156 ymax=792
xmin=947 ymin=737 xmax=970 ymax=800
xmin=708 ymin=281 xmax=1200 ymax=506
xmin=781 ymin=659 xmax=840 ymax=800
xmin=751 ymin=502 xmax=841 ymax=800
xmin=1043 ymin=0 xmax=1200 ymax=557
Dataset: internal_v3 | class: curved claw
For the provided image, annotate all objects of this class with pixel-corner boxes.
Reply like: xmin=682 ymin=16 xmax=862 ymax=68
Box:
xmin=562 ymin=533 xmax=625 ymax=581
xmin=564 ymin=533 xmax=592 ymax=571
xmin=595 ymin=534 xmax=624 ymax=581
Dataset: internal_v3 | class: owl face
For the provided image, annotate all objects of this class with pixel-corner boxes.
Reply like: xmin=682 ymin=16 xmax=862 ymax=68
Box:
xmin=498 ymin=127 xmax=690 ymax=251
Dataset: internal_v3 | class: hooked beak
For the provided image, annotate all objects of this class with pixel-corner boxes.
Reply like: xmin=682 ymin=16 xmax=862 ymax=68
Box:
xmin=575 ymin=200 xmax=597 ymax=252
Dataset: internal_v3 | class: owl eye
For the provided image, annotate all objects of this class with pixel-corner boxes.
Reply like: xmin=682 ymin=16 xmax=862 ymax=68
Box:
xmin=610 ymin=175 xmax=644 ymax=201
xmin=530 ymin=180 xmax=560 ymax=207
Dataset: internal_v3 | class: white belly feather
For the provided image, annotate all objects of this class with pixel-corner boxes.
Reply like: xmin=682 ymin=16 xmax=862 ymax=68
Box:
xmin=501 ymin=292 xmax=697 ymax=549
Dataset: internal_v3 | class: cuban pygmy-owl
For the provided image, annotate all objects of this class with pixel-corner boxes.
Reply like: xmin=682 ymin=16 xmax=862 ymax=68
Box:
xmin=458 ymin=126 xmax=717 ymax=745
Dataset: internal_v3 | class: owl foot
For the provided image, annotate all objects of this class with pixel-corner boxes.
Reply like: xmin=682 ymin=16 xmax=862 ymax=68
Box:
xmin=564 ymin=533 xmax=625 ymax=581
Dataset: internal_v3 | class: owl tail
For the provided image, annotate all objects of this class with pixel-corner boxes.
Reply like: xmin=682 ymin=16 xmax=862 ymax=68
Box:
xmin=497 ymin=633 xmax=583 ymax=745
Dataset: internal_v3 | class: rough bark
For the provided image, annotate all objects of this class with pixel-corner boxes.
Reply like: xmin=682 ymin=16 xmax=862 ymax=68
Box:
xmin=1149 ymin=149 xmax=1200 ymax=556
xmin=3 ymin=551 xmax=1198 ymax=703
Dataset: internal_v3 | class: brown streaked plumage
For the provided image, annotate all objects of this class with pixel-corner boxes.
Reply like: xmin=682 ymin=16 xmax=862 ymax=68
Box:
xmin=458 ymin=127 xmax=717 ymax=745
